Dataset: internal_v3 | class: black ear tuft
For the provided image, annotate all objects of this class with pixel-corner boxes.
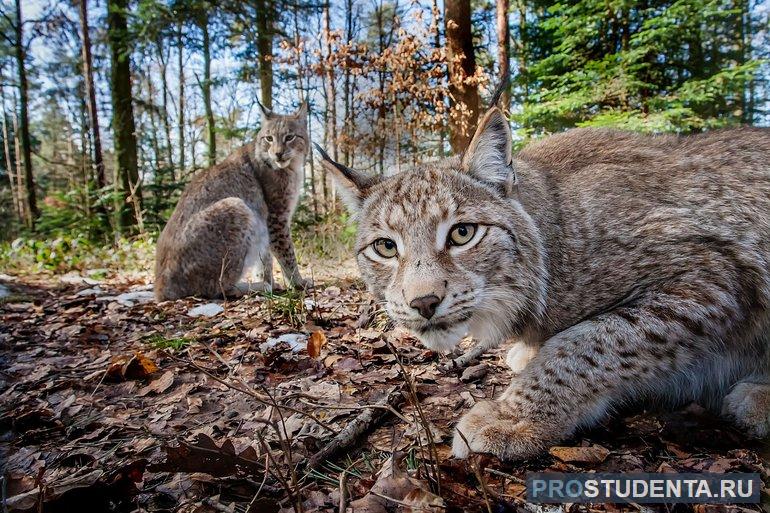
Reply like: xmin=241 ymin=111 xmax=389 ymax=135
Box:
xmin=488 ymin=75 xmax=510 ymax=109
xmin=256 ymin=98 xmax=273 ymax=119
xmin=314 ymin=143 xmax=378 ymax=213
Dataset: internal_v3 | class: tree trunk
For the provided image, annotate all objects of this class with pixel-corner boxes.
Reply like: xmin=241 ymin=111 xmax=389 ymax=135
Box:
xmin=516 ymin=0 xmax=528 ymax=102
xmin=177 ymin=21 xmax=186 ymax=174
xmin=156 ymin=37 xmax=175 ymax=175
xmin=77 ymin=92 xmax=93 ymax=219
xmin=293 ymin=4 xmax=317 ymax=216
xmin=79 ymin=0 xmax=106 ymax=191
xmin=431 ymin=0 xmax=445 ymax=157
xmin=323 ymin=4 xmax=338 ymax=163
xmin=342 ymin=0 xmax=353 ymax=166
xmin=444 ymin=0 xmax=480 ymax=152
xmin=375 ymin=2 xmax=385 ymax=175
xmin=738 ymin=0 xmax=749 ymax=124
xmin=78 ymin=0 xmax=110 ymax=231
xmin=107 ymin=0 xmax=141 ymax=230
xmin=496 ymin=0 xmax=511 ymax=109
xmin=317 ymin=34 xmax=329 ymax=205
xmin=11 ymin=92 xmax=25 ymax=224
xmin=255 ymin=0 xmax=274 ymax=109
xmin=1 ymin=80 xmax=21 ymax=222
xmin=200 ymin=13 xmax=216 ymax=167
xmin=14 ymin=0 xmax=38 ymax=228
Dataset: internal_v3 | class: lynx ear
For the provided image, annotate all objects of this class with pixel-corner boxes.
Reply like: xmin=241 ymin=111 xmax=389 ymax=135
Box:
xmin=294 ymin=100 xmax=308 ymax=119
xmin=314 ymin=143 xmax=373 ymax=213
xmin=461 ymin=107 xmax=516 ymax=196
xmin=256 ymin=98 xmax=274 ymax=120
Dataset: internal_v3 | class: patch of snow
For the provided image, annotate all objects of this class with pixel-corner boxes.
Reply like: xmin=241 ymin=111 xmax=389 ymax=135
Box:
xmin=77 ymin=287 xmax=104 ymax=297
xmin=128 ymin=283 xmax=154 ymax=292
xmin=60 ymin=273 xmax=100 ymax=286
xmin=99 ymin=290 xmax=156 ymax=307
xmin=187 ymin=303 xmax=224 ymax=318
xmin=260 ymin=333 xmax=307 ymax=353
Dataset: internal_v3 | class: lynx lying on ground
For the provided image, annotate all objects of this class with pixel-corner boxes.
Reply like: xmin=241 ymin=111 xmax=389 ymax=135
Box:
xmin=317 ymin=110 xmax=770 ymax=460
xmin=155 ymin=102 xmax=310 ymax=301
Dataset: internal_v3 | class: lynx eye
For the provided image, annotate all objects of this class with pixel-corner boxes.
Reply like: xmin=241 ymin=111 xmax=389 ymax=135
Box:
xmin=285 ymin=134 xmax=296 ymax=142
xmin=372 ymin=238 xmax=398 ymax=258
xmin=264 ymin=135 xmax=273 ymax=143
xmin=448 ymin=223 xmax=477 ymax=246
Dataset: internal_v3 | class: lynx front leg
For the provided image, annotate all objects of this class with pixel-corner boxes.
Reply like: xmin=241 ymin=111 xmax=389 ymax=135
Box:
xmin=453 ymin=279 xmax=743 ymax=460
xmin=268 ymin=222 xmax=310 ymax=289
xmin=236 ymin=219 xmax=273 ymax=294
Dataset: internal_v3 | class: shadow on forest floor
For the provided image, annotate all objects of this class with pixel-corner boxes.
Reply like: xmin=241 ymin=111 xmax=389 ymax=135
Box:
xmin=1 ymin=273 xmax=768 ymax=513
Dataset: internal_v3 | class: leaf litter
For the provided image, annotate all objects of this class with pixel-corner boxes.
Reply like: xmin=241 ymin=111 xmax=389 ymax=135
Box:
xmin=0 ymin=272 xmax=768 ymax=512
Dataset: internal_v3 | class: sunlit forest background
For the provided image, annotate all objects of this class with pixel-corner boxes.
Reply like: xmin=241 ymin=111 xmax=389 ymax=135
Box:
xmin=1 ymin=0 xmax=769 ymax=273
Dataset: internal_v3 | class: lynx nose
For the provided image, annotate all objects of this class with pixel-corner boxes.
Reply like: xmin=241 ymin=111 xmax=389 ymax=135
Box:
xmin=409 ymin=295 xmax=442 ymax=320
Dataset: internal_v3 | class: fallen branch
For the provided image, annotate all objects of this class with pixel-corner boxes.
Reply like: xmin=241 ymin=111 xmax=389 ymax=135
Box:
xmin=307 ymin=386 xmax=405 ymax=469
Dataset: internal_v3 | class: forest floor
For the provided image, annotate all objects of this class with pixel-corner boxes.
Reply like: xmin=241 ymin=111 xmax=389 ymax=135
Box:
xmin=1 ymin=263 xmax=769 ymax=513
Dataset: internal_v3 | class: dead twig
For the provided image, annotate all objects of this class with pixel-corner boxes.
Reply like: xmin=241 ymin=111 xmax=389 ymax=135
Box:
xmin=455 ymin=430 xmax=494 ymax=513
xmin=386 ymin=340 xmax=442 ymax=494
xmin=338 ymin=457 xmax=362 ymax=513
xmin=307 ymin=386 xmax=405 ymax=469
xmin=260 ymin=384 xmax=304 ymax=513
xmin=201 ymin=497 xmax=234 ymax=512
xmin=369 ymin=490 xmax=446 ymax=510
xmin=483 ymin=467 xmax=525 ymax=485
xmin=297 ymin=398 xmax=412 ymax=424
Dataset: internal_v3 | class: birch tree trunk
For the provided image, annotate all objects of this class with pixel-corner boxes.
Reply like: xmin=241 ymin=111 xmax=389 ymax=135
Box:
xmin=0 ymin=80 xmax=21 ymax=222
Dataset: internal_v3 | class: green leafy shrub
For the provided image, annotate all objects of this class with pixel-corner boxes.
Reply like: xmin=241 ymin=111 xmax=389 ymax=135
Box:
xmin=0 ymin=235 xmax=155 ymax=275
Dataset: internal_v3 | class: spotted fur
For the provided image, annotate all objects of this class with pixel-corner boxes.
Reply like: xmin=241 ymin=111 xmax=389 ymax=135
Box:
xmin=155 ymin=102 xmax=310 ymax=301
xmin=318 ymin=108 xmax=770 ymax=460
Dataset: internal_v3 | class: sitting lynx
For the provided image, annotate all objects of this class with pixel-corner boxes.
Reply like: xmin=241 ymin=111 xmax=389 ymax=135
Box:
xmin=316 ymin=109 xmax=770 ymax=460
xmin=155 ymin=102 xmax=310 ymax=301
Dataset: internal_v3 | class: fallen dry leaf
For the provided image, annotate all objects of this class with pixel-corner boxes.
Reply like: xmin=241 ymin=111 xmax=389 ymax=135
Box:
xmin=549 ymin=444 xmax=610 ymax=464
xmin=402 ymin=488 xmax=445 ymax=512
xmin=348 ymin=453 xmax=442 ymax=513
xmin=307 ymin=330 xmax=327 ymax=358
xmin=138 ymin=370 xmax=175 ymax=396
xmin=106 ymin=352 xmax=159 ymax=381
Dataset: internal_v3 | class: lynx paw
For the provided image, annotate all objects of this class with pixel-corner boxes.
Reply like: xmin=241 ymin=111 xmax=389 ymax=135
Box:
xmin=290 ymin=277 xmax=314 ymax=290
xmin=722 ymin=382 xmax=770 ymax=439
xmin=451 ymin=401 xmax=549 ymax=460
xmin=231 ymin=281 xmax=272 ymax=296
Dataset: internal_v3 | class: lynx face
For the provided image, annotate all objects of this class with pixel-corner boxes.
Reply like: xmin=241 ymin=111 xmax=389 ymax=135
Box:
xmin=317 ymin=109 xmax=548 ymax=352
xmin=257 ymin=101 xmax=308 ymax=169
